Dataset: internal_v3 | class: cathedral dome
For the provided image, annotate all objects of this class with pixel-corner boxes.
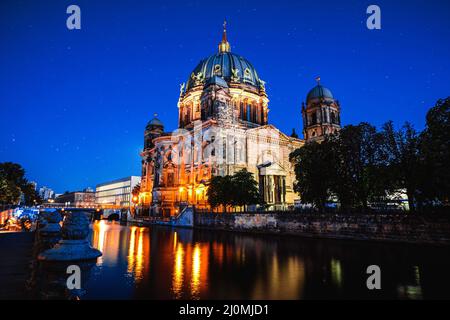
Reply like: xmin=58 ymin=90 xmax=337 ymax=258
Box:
xmin=186 ymin=51 xmax=262 ymax=92
xmin=306 ymin=84 xmax=334 ymax=102
xmin=184 ymin=21 xmax=264 ymax=93
xmin=146 ymin=114 xmax=164 ymax=130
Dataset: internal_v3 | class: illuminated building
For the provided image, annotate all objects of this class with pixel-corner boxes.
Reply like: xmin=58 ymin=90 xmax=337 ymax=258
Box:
xmin=38 ymin=186 xmax=55 ymax=201
xmin=55 ymin=190 xmax=96 ymax=208
xmin=95 ymin=176 xmax=141 ymax=208
xmin=139 ymin=22 xmax=341 ymax=216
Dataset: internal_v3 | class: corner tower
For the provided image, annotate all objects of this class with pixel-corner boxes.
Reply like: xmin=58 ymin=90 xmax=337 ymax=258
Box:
xmin=144 ymin=114 xmax=164 ymax=150
xmin=302 ymin=77 xmax=341 ymax=142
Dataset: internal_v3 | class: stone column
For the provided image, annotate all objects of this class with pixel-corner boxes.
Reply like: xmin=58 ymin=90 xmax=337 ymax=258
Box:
xmin=38 ymin=211 xmax=102 ymax=262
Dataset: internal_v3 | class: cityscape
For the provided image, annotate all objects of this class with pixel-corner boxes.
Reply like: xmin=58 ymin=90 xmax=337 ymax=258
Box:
xmin=1 ymin=0 xmax=450 ymax=309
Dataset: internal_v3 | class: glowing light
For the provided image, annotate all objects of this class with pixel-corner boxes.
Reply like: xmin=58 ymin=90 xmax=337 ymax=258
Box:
xmin=173 ymin=231 xmax=178 ymax=250
xmin=135 ymin=228 xmax=144 ymax=280
xmin=191 ymin=244 xmax=201 ymax=296
xmin=127 ymin=226 xmax=137 ymax=273
xmin=172 ymin=244 xmax=184 ymax=298
xmin=331 ymin=259 xmax=343 ymax=288
xmin=92 ymin=220 xmax=107 ymax=264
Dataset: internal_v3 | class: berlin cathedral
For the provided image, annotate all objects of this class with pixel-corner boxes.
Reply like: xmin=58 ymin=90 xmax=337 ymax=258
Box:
xmin=139 ymin=23 xmax=341 ymax=216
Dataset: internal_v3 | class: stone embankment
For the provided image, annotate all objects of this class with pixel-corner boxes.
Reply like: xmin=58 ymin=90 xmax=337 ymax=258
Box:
xmin=194 ymin=212 xmax=450 ymax=245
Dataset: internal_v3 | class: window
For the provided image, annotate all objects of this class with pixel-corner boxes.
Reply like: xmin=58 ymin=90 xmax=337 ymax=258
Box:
xmin=247 ymin=105 xmax=251 ymax=122
xmin=331 ymin=112 xmax=336 ymax=124
xmin=214 ymin=64 xmax=221 ymax=75
xmin=167 ymin=172 xmax=174 ymax=187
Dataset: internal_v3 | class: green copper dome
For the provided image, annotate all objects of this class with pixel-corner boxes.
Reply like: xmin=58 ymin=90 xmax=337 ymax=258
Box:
xmin=185 ymin=51 xmax=262 ymax=92
xmin=306 ymin=85 xmax=334 ymax=102
xmin=146 ymin=114 xmax=164 ymax=129
xmin=184 ymin=22 xmax=264 ymax=93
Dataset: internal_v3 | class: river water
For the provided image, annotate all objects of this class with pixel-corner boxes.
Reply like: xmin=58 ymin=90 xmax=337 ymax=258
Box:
xmin=82 ymin=220 xmax=450 ymax=300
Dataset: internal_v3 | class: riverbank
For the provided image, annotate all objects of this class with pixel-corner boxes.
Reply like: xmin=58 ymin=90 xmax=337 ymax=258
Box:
xmin=0 ymin=232 xmax=34 ymax=299
xmin=192 ymin=212 xmax=450 ymax=245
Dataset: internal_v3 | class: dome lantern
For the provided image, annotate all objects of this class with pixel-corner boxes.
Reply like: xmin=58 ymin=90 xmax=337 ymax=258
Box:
xmin=218 ymin=19 xmax=231 ymax=53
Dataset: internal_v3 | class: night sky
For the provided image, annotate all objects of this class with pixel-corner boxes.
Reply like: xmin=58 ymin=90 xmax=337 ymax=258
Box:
xmin=1 ymin=0 xmax=449 ymax=193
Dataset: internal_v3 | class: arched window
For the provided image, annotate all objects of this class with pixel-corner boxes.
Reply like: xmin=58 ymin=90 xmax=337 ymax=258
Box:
xmin=255 ymin=105 xmax=260 ymax=123
xmin=331 ymin=112 xmax=336 ymax=124
xmin=247 ymin=104 xmax=251 ymax=122
xmin=167 ymin=172 xmax=174 ymax=187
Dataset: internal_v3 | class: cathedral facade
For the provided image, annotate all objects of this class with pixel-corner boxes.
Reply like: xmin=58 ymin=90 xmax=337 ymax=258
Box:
xmin=139 ymin=24 xmax=341 ymax=216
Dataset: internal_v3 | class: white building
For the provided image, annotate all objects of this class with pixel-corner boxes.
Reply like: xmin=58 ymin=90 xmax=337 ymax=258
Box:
xmin=95 ymin=176 xmax=141 ymax=208
xmin=38 ymin=186 xmax=55 ymax=201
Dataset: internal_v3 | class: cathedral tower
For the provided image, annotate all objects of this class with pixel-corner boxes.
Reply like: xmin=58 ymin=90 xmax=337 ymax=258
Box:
xmin=144 ymin=114 xmax=164 ymax=150
xmin=302 ymin=77 xmax=341 ymax=142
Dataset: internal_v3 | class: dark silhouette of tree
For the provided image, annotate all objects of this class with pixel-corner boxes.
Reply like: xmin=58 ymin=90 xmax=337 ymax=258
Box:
xmin=207 ymin=169 xmax=260 ymax=212
xmin=231 ymin=169 xmax=260 ymax=210
xmin=420 ymin=97 xmax=450 ymax=205
xmin=290 ymin=141 xmax=333 ymax=211
xmin=207 ymin=175 xmax=233 ymax=211
xmin=381 ymin=121 xmax=422 ymax=210
xmin=0 ymin=162 xmax=41 ymax=206
xmin=328 ymin=123 xmax=387 ymax=209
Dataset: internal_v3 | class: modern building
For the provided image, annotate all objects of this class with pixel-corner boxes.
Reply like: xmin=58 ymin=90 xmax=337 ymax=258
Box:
xmin=55 ymin=190 xmax=96 ymax=208
xmin=138 ymin=22 xmax=342 ymax=216
xmin=95 ymin=176 xmax=141 ymax=208
xmin=38 ymin=186 xmax=55 ymax=201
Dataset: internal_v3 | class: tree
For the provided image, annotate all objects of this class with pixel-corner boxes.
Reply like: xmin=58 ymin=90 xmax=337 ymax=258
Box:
xmin=0 ymin=162 xmax=41 ymax=207
xmin=231 ymin=169 xmax=260 ymax=210
xmin=0 ymin=162 xmax=28 ymax=206
xmin=206 ymin=169 xmax=260 ymax=212
xmin=329 ymin=123 xmax=387 ymax=210
xmin=420 ymin=97 xmax=450 ymax=205
xmin=0 ymin=176 xmax=21 ymax=205
xmin=290 ymin=141 xmax=333 ymax=211
xmin=207 ymin=175 xmax=233 ymax=211
xmin=22 ymin=182 xmax=43 ymax=206
xmin=381 ymin=121 xmax=422 ymax=210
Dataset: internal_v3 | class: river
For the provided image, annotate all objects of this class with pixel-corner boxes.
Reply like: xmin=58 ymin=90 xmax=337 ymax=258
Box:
xmin=82 ymin=220 xmax=450 ymax=299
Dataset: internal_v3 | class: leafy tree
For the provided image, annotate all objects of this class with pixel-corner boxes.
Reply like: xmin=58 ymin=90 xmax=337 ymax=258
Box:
xmin=0 ymin=176 xmax=21 ymax=205
xmin=0 ymin=162 xmax=27 ymax=205
xmin=207 ymin=175 xmax=233 ymax=211
xmin=420 ymin=98 xmax=450 ymax=205
xmin=207 ymin=169 xmax=260 ymax=212
xmin=0 ymin=162 xmax=27 ymax=188
xmin=381 ymin=121 xmax=422 ymax=210
xmin=231 ymin=169 xmax=260 ymax=210
xmin=22 ymin=182 xmax=43 ymax=206
xmin=290 ymin=141 xmax=333 ymax=211
xmin=0 ymin=162 xmax=41 ymax=206
xmin=329 ymin=123 xmax=387 ymax=209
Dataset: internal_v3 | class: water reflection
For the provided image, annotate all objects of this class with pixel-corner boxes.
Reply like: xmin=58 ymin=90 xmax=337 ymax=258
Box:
xmin=83 ymin=221 xmax=450 ymax=300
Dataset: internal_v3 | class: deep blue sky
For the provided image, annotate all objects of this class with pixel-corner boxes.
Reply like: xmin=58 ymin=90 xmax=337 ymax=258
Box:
xmin=1 ymin=0 xmax=449 ymax=193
